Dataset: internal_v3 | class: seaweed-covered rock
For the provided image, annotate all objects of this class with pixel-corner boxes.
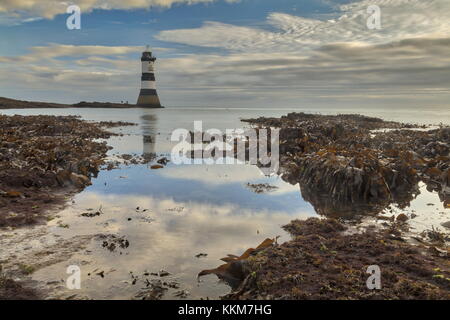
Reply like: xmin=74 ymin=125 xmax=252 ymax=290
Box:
xmin=242 ymin=113 xmax=449 ymax=217
xmin=223 ymin=218 xmax=450 ymax=300
xmin=0 ymin=114 xmax=134 ymax=227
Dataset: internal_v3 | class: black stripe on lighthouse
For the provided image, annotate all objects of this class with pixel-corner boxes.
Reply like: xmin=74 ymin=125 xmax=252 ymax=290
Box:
xmin=141 ymin=73 xmax=155 ymax=81
xmin=139 ymin=89 xmax=158 ymax=95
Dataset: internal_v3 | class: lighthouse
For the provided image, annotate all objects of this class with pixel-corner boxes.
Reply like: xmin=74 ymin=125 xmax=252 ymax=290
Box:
xmin=137 ymin=46 xmax=162 ymax=108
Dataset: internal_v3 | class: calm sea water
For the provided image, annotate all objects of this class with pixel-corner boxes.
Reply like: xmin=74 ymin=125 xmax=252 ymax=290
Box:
xmin=1 ymin=107 xmax=448 ymax=299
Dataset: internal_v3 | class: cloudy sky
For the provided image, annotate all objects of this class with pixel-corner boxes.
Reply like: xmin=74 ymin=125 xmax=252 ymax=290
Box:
xmin=0 ymin=0 xmax=449 ymax=109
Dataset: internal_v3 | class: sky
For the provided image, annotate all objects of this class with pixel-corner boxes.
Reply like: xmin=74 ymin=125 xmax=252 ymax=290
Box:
xmin=0 ymin=0 xmax=449 ymax=109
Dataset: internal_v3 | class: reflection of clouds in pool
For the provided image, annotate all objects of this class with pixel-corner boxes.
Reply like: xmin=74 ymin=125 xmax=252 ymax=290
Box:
xmin=66 ymin=191 xmax=315 ymax=258
xmin=158 ymin=164 xmax=267 ymax=185
xmin=158 ymin=164 xmax=302 ymax=197
xmin=37 ymin=191 xmax=314 ymax=299
xmin=86 ymin=162 xmax=314 ymax=214
xmin=72 ymin=191 xmax=314 ymax=236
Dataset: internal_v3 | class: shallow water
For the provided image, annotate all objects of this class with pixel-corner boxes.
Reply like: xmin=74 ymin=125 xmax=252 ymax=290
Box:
xmin=1 ymin=107 xmax=449 ymax=299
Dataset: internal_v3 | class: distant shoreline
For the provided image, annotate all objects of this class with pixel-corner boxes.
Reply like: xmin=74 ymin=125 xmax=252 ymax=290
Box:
xmin=0 ymin=97 xmax=164 ymax=109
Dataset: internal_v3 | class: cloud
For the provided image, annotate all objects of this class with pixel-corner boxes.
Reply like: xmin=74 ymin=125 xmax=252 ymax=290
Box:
xmin=0 ymin=0 xmax=239 ymax=21
xmin=0 ymin=44 xmax=141 ymax=62
xmin=30 ymin=44 xmax=142 ymax=58
xmin=153 ymin=38 xmax=450 ymax=103
xmin=0 ymin=44 xmax=144 ymax=102
xmin=156 ymin=0 xmax=450 ymax=52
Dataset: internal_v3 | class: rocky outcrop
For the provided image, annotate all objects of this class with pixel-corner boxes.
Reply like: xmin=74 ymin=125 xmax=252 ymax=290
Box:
xmin=0 ymin=114 xmax=134 ymax=227
xmin=243 ymin=113 xmax=449 ymax=216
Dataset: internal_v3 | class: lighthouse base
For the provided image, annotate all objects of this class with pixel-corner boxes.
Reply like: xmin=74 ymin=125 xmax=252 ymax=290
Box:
xmin=137 ymin=90 xmax=162 ymax=108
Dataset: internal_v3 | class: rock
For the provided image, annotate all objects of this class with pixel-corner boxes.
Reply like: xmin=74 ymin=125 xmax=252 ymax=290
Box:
xmin=428 ymin=246 xmax=448 ymax=257
xmin=121 ymin=154 xmax=133 ymax=160
xmin=396 ymin=214 xmax=409 ymax=222
xmin=246 ymin=183 xmax=278 ymax=194
xmin=3 ymin=191 xmax=23 ymax=198
xmin=441 ymin=221 xmax=450 ymax=229
xmin=198 ymin=238 xmax=275 ymax=290
xmin=158 ymin=270 xmax=171 ymax=277
xmin=100 ymin=235 xmax=130 ymax=252
xmin=81 ymin=207 xmax=102 ymax=218
xmin=425 ymin=167 xmax=442 ymax=178
xmin=157 ymin=157 xmax=169 ymax=165
xmin=174 ymin=290 xmax=189 ymax=298
xmin=134 ymin=280 xmax=167 ymax=300
xmin=70 ymin=173 xmax=91 ymax=188
xmin=163 ymin=281 xmax=180 ymax=289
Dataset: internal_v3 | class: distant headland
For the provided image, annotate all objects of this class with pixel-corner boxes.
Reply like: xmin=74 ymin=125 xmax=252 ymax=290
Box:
xmin=0 ymin=97 xmax=164 ymax=109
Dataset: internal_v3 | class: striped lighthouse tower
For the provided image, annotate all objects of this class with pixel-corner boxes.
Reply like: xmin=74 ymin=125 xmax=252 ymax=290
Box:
xmin=137 ymin=46 xmax=162 ymax=108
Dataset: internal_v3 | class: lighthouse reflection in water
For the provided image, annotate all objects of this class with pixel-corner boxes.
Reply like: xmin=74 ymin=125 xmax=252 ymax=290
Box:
xmin=141 ymin=113 xmax=157 ymax=163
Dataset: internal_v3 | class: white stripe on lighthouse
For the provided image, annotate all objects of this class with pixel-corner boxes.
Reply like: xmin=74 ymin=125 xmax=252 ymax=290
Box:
xmin=141 ymin=81 xmax=156 ymax=89
xmin=142 ymin=61 xmax=154 ymax=72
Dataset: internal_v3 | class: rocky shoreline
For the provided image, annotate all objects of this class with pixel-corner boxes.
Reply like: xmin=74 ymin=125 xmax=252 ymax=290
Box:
xmin=0 ymin=111 xmax=448 ymax=300
xmin=197 ymin=112 xmax=449 ymax=300
xmin=0 ymin=114 xmax=136 ymax=228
